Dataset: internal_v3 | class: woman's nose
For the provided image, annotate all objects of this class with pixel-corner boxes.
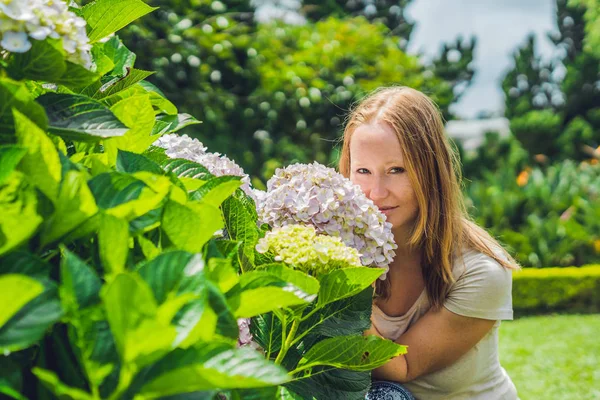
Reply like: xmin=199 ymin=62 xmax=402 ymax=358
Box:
xmin=369 ymin=179 xmax=389 ymax=200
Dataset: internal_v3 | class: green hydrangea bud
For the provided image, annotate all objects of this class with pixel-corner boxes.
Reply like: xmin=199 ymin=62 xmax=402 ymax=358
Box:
xmin=256 ymin=225 xmax=362 ymax=276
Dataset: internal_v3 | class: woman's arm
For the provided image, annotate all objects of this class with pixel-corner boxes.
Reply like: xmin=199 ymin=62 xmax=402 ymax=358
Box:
xmin=367 ymin=307 xmax=496 ymax=383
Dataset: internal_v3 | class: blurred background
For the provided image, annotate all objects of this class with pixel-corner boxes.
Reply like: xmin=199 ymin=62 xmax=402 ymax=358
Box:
xmin=116 ymin=1 xmax=599 ymax=397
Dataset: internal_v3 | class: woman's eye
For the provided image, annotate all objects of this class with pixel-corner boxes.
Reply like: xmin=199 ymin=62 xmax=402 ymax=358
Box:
xmin=390 ymin=167 xmax=405 ymax=174
xmin=356 ymin=168 xmax=370 ymax=174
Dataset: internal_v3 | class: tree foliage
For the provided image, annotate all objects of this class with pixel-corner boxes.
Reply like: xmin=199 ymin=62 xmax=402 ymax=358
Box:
xmin=502 ymin=0 xmax=600 ymax=160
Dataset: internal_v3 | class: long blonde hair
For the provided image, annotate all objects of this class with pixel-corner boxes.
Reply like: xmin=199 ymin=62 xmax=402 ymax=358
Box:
xmin=339 ymin=87 xmax=519 ymax=308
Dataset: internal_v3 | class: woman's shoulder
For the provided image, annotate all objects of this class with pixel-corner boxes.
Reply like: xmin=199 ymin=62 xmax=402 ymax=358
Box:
xmin=445 ymin=247 xmax=514 ymax=320
xmin=451 ymin=247 xmax=513 ymax=286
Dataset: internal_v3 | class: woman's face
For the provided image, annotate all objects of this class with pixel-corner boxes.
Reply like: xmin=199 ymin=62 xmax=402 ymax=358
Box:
xmin=349 ymin=122 xmax=419 ymax=235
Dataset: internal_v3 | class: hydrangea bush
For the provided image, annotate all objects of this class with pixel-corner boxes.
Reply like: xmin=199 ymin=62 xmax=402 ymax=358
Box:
xmin=0 ymin=0 xmax=404 ymax=398
xmin=258 ymin=162 xmax=397 ymax=272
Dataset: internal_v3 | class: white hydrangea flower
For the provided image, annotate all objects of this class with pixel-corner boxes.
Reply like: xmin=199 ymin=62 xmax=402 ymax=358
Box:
xmin=155 ymin=133 xmax=254 ymax=199
xmin=257 ymin=162 xmax=396 ymax=277
xmin=0 ymin=30 xmax=30 ymax=52
xmin=0 ymin=0 xmax=92 ymax=69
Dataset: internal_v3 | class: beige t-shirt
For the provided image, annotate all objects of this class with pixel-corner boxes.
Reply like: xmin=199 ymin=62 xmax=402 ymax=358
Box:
xmin=372 ymin=249 xmax=518 ymax=400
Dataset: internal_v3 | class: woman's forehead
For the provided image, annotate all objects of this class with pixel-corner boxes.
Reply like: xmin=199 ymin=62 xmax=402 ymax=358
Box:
xmin=350 ymin=123 xmax=404 ymax=161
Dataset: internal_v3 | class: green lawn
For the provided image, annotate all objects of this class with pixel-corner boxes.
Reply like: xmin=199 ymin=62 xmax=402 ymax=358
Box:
xmin=499 ymin=314 xmax=600 ymax=400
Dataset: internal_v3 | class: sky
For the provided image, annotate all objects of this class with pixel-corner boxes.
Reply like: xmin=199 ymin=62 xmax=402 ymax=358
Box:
xmin=406 ymin=0 xmax=557 ymax=118
xmin=255 ymin=0 xmax=559 ymax=119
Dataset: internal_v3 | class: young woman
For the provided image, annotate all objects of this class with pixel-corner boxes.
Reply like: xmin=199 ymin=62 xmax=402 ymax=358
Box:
xmin=338 ymin=87 xmax=519 ymax=399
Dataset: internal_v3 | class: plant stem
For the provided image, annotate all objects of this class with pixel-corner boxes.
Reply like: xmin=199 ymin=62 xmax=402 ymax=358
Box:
xmin=274 ymin=314 xmax=287 ymax=364
xmin=274 ymin=317 xmax=300 ymax=365
xmin=288 ymin=363 xmax=312 ymax=376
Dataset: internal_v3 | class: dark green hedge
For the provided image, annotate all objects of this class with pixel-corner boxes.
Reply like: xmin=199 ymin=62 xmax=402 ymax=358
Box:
xmin=513 ymin=265 xmax=600 ymax=316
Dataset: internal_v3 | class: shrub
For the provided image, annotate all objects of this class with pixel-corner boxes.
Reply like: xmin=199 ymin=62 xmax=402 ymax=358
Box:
xmin=513 ymin=265 xmax=600 ymax=315
xmin=465 ymin=159 xmax=600 ymax=267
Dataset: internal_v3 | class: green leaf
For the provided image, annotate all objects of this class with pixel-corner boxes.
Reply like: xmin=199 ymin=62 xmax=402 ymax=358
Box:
xmin=173 ymin=287 xmax=223 ymax=348
xmin=0 ymin=251 xmax=50 ymax=278
xmin=0 ymin=78 xmax=48 ymax=142
xmin=160 ymin=158 xmax=214 ymax=181
xmin=7 ymin=39 xmax=66 ymax=81
xmin=317 ymin=267 xmax=384 ymax=308
xmin=207 ymin=283 xmax=239 ymax=340
xmin=134 ymin=246 xmax=238 ymax=343
xmin=32 ymin=368 xmax=93 ymax=400
xmin=129 ymin=208 xmax=162 ymax=236
xmin=139 ymin=344 xmax=290 ymax=397
xmin=142 ymin=145 xmax=168 ymax=164
xmin=0 ymin=279 xmax=63 ymax=352
xmin=139 ymin=81 xmax=177 ymax=115
xmin=41 ymin=171 xmax=98 ymax=246
xmin=190 ymin=175 xmax=241 ymax=207
xmin=76 ymin=319 xmax=119 ymax=390
xmin=222 ymin=190 xmax=260 ymax=271
xmin=162 ymin=200 xmax=224 ymax=253
xmin=250 ymin=312 xmax=282 ymax=354
xmin=91 ymin=43 xmax=115 ymax=77
xmin=151 ymin=113 xmax=201 ymax=135
xmin=214 ymin=240 xmax=242 ymax=260
xmin=104 ymin=94 xmax=156 ymax=163
xmin=232 ymin=387 xmax=279 ymax=400
xmin=259 ymin=263 xmax=320 ymax=296
xmin=37 ymin=93 xmax=128 ymax=142
xmin=206 ymin=257 xmax=239 ymax=294
xmin=98 ymin=214 xmax=129 ymax=276
xmin=83 ymin=0 xmax=157 ymax=43
xmin=285 ymin=368 xmax=370 ymax=400
xmin=0 ymin=145 xmax=26 ymax=185
xmin=277 ymin=386 xmax=306 ymax=400
xmin=60 ymin=249 xmax=102 ymax=310
xmin=136 ymin=251 xmax=196 ymax=304
xmin=53 ymin=62 xmax=102 ymax=91
xmin=304 ymin=287 xmax=373 ymax=338
xmin=137 ymin=235 xmax=161 ymax=260
xmin=101 ymin=36 xmax=135 ymax=77
xmin=135 ymin=251 xmax=233 ymax=346
xmin=102 ymin=274 xmax=176 ymax=366
xmin=88 ymin=171 xmax=170 ymax=221
xmin=229 ymin=286 xmax=311 ymax=318
xmin=116 ymin=150 xmax=164 ymax=175
xmin=296 ymin=335 xmax=407 ymax=372
xmin=0 ymin=172 xmax=43 ymax=256
xmin=13 ymin=109 xmax=61 ymax=201
xmin=92 ymin=69 xmax=155 ymax=100
xmin=88 ymin=172 xmax=146 ymax=209
xmin=0 ymin=275 xmax=44 ymax=329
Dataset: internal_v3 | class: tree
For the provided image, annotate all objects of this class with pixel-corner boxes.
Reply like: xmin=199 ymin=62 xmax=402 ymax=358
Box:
xmin=300 ymin=0 xmax=477 ymax=113
xmin=569 ymin=0 xmax=600 ymax=57
xmin=502 ymin=0 xmax=599 ymax=160
xmin=301 ymin=0 xmax=415 ymax=48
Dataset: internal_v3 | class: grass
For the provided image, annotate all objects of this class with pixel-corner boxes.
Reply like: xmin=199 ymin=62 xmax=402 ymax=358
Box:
xmin=499 ymin=314 xmax=600 ymax=400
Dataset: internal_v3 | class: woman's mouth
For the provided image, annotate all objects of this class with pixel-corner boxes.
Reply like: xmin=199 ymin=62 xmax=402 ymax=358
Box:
xmin=379 ymin=206 xmax=398 ymax=215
